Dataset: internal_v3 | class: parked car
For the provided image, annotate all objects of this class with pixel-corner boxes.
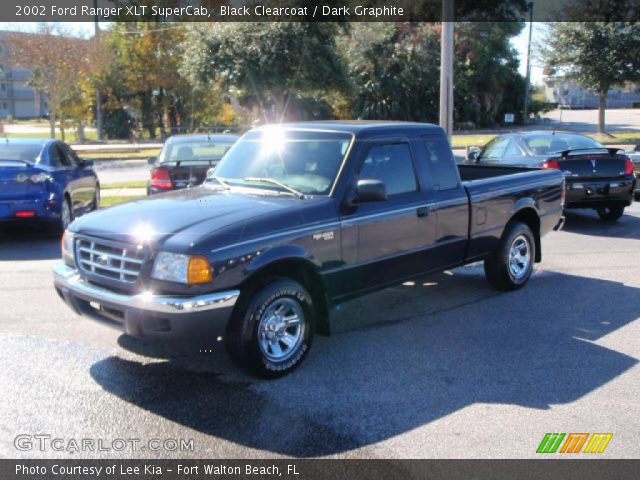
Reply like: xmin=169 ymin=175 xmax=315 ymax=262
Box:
xmin=0 ymin=138 xmax=99 ymax=232
xmin=147 ymin=134 xmax=239 ymax=194
xmin=53 ymin=122 xmax=564 ymax=377
xmin=467 ymin=131 xmax=636 ymax=221
xmin=626 ymin=145 xmax=640 ymax=201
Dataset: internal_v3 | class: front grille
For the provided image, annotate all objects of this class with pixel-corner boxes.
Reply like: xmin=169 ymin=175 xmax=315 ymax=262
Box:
xmin=76 ymin=238 xmax=145 ymax=284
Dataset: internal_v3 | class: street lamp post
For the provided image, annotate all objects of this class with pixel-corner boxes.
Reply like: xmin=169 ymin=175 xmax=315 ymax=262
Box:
xmin=523 ymin=2 xmax=534 ymax=125
xmin=439 ymin=0 xmax=454 ymax=139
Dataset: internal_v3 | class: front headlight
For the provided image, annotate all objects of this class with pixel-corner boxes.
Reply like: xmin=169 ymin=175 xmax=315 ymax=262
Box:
xmin=151 ymin=252 xmax=212 ymax=285
xmin=61 ymin=230 xmax=75 ymax=266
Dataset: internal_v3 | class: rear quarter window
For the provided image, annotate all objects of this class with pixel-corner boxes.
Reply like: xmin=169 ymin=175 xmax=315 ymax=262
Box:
xmin=422 ymin=135 xmax=459 ymax=190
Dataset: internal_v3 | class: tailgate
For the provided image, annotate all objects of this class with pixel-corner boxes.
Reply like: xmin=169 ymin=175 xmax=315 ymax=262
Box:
xmin=558 ymin=153 xmax=627 ymax=180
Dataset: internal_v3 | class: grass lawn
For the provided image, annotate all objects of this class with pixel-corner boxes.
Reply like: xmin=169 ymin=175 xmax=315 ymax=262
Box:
xmin=450 ymin=134 xmax=497 ymax=148
xmin=451 ymin=131 xmax=640 ymax=149
xmin=5 ymin=131 xmax=99 ymax=142
xmin=102 ymin=181 xmax=147 ymax=189
xmin=80 ymin=149 xmax=160 ymax=160
xmin=590 ymin=132 xmax=640 ymax=145
xmin=101 ymin=195 xmax=145 ymax=207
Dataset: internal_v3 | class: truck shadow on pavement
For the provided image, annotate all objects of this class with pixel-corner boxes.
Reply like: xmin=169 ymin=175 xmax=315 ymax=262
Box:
xmin=90 ymin=269 xmax=639 ymax=457
xmin=0 ymin=225 xmax=61 ymax=260
xmin=562 ymin=208 xmax=640 ymax=239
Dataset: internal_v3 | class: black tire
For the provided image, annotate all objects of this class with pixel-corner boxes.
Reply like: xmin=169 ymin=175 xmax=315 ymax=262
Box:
xmin=50 ymin=196 xmax=72 ymax=235
xmin=91 ymin=185 xmax=100 ymax=211
xmin=226 ymin=278 xmax=315 ymax=378
xmin=484 ymin=222 xmax=536 ymax=291
xmin=596 ymin=206 xmax=624 ymax=222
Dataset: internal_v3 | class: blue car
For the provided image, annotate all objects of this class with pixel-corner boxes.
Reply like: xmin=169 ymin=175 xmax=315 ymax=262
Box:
xmin=0 ymin=138 xmax=100 ymax=232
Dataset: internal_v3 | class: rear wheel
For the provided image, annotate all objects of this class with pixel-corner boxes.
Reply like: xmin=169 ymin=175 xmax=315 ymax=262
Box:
xmin=50 ymin=196 xmax=72 ymax=235
xmin=596 ymin=206 xmax=624 ymax=221
xmin=226 ymin=278 xmax=315 ymax=378
xmin=484 ymin=222 xmax=535 ymax=291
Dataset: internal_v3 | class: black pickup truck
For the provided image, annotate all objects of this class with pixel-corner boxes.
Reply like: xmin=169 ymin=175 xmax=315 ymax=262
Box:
xmin=53 ymin=122 xmax=564 ymax=377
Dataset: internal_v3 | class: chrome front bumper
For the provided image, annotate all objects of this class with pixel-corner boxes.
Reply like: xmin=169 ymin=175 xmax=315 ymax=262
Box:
xmin=53 ymin=262 xmax=239 ymax=314
xmin=53 ymin=262 xmax=240 ymax=344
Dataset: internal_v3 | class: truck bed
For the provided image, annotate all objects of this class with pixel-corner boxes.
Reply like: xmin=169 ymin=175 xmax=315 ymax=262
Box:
xmin=457 ymin=164 xmax=565 ymax=263
xmin=458 ymin=164 xmax=540 ymax=182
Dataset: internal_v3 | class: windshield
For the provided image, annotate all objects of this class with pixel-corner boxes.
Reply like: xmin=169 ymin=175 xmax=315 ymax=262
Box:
xmin=209 ymin=128 xmax=352 ymax=195
xmin=0 ymin=143 xmax=45 ymax=164
xmin=523 ymin=134 xmax=603 ymax=155
xmin=159 ymin=139 xmax=235 ymax=164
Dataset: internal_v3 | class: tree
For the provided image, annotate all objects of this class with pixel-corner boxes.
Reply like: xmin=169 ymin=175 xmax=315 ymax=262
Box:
xmin=342 ymin=22 xmax=525 ymax=127
xmin=541 ymin=21 xmax=640 ymax=133
xmin=6 ymin=25 xmax=91 ymax=140
xmin=180 ymin=23 xmax=349 ymax=123
xmin=104 ymin=23 xmax=186 ymax=138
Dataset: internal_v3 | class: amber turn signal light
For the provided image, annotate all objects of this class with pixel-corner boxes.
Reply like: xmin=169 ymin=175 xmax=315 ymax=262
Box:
xmin=187 ymin=256 xmax=212 ymax=284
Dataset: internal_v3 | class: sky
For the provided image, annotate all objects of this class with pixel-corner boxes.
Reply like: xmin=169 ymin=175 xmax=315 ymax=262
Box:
xmin=0 ymin=21 xmax=545 ymax=85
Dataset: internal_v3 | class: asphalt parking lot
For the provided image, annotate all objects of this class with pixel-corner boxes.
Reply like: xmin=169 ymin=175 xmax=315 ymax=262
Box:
xmin=0 ymin=203 xmax=639 ymax=459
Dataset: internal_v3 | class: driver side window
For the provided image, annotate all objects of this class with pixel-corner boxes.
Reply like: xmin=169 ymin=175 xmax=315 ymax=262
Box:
xmin=359 ymin=142 xmax=418 ymax=196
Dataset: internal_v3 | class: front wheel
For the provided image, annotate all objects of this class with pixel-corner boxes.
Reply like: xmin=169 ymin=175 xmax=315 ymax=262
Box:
xmin=596 ymin=206 xmax=624 ymax=222
xmin=484 ymin=222 xmax=535 ymax=291
xmin=227 ymin=279 xmax=315 ymax=378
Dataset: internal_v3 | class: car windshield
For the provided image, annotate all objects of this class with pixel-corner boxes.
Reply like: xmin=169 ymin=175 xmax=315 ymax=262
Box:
xmin=0 ymin=143 xmax=45 ymax=164
xmin=159 ymin=139 xmax=235 ymax=164
xmin=208 ymin=128 xmax=352 ymax=195
xmin=523 ymin=134 xmax=604 ymax=156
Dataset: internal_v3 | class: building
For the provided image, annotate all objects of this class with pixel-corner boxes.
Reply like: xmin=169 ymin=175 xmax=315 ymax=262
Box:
xmin=543 ymin=76 xmax=640 ymax=109
xmin=0 ymin=31 xmax=49 ymax=119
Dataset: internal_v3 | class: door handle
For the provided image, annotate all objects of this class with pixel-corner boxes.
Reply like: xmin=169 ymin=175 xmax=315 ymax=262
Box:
xmin=416 ymin=206 xmax=431 ymax=218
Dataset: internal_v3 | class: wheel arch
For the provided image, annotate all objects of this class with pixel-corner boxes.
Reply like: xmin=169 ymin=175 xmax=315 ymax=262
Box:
xmin=242 ymin=252 xmax=330 ymax=335
xmin=507 ymin=206 xmax=541 ymax=262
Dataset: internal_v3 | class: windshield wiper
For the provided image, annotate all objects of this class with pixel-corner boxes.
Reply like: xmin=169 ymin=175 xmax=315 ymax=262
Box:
xmin=207 ymin=176 xmax=230 ymax=189
xmin=243 ymin=177 xmax=304 ymax=198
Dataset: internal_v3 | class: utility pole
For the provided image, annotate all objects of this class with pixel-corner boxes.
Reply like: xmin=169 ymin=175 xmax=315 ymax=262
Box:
xmin=94 ymin=0 xmax=104 ymax=141
xmin=523 ymin=1 xmax=534 ymax=125
xmin=439 ymin=0 xmax=454 ymax=140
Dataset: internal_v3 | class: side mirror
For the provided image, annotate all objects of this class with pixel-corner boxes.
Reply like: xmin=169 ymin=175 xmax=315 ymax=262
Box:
xmin=147 ymin=156 xmax=157 ymax=165
xmin=79 ymin=158 xmax=93 ymax=167
xmin=466 ymin=146 xmax=481 ymax=163
xmin=356 ymin=179 xmax=387 ymax=202
xmin=634 ymin=145 xmax=640 ymax=153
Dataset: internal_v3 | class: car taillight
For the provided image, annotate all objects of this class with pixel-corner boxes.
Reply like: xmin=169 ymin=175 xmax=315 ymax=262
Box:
xmin=623 ymin=156 xmax=634 ymax=175
xmin=150 ymin=167 xmax=173 ymax=189
xmin=15 ymin=211 xmax=36 ymax=218
xmin=542 ymin=159 xmax=560 ymax=169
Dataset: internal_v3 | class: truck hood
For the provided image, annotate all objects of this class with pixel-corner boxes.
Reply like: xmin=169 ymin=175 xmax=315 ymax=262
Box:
xmin=70 ymin=185 xmax=326 ymax=250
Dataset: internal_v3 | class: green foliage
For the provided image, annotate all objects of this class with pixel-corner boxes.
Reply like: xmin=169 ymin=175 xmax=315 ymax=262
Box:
xmin=341 ymin=22 xmax=525 ymax=127
xmin=343 ymin=24 xmax=440 ymax=121
xmin=103 ymin=107 xmax=135 ymax=139
xmin=541 ymin=19 xmax=640 ymax=132
xmin=180 ymin=23 xmax=349 ymax=122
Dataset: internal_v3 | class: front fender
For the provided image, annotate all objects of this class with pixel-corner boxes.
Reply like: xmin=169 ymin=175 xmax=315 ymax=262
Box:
xmin=244 ymin=244 xmax=318 ymax=276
